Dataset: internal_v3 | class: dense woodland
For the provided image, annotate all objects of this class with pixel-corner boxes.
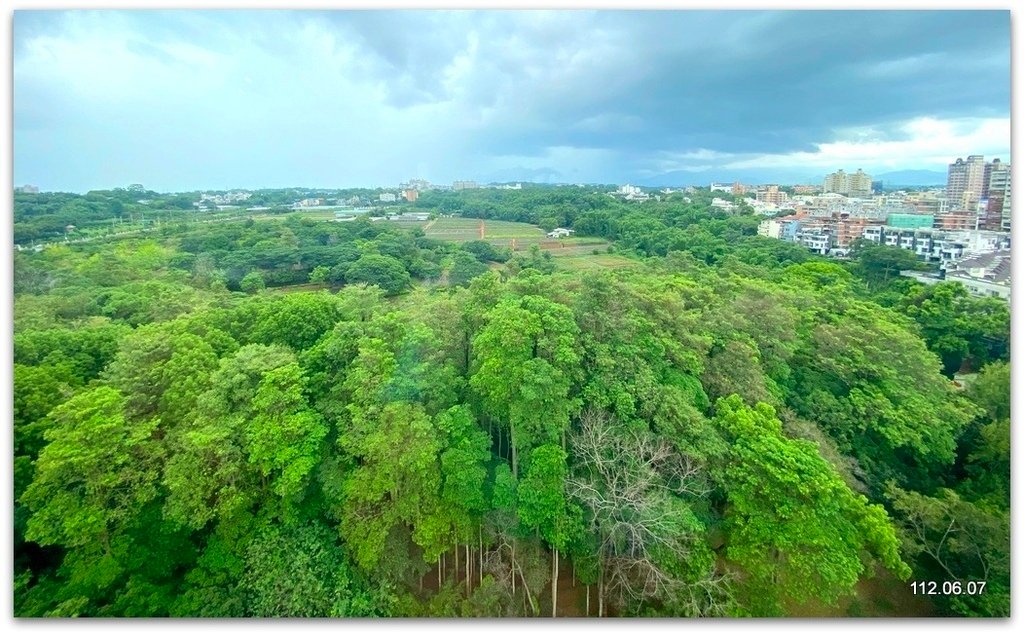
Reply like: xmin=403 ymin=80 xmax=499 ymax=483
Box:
xmin=13 ymin=188 xmax=1010 ymax=617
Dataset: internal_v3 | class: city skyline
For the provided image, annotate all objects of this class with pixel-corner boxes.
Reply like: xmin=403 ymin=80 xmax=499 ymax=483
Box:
xmin=14 ymin=10 xmax=1011 ymax=192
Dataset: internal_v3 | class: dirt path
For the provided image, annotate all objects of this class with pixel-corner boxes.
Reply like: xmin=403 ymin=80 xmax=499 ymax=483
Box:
xmin=424 ymin=218 xmax=438 ymax=231
xmin=479 ymin=219 xmax=486 ymax=239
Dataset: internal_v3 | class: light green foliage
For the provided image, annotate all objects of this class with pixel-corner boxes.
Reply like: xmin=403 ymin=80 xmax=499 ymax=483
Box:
xmin=163 ymin=344 xmax=298 ymax=528
xmin=714 ymin=396 xmax=910 ymax=614
xmin=23 ymin=387 xmax=163 ymax=550
xmin=240 ymin=270 xmax=265 ymax=293
xmin=308 ymin=265 xmax=331 ymax=284
xmin=517 ymin=444 xmax=573 ymax=551
xmin=104 ymin=324 xmax=220 ymax=426
xmin=244 ymin=363 xmax=328 ymax=499
xmin=340 ymin=401 xmax=442 ymax=572
xmin=470 ymin=295 xmax=581 ymax=473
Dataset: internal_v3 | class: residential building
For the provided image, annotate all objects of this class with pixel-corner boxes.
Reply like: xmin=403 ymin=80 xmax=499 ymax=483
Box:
xmin=379 ymin=192 xmax=397 ymax=202
xmin=823 ymin=168 xmax=872 ymax=197
xmin=709 ymin=182 xmax=732 ymax=193
xmin=711 ymin=198 xmax=737 ymax=213
xmin=731 ymin=182 xmax=747 ymax=196
xmin=15 ymin=184 xmax=39 ymax=194
xmin=758 ymin=217 xmax=801 ymax=241
xmin=935 ymin=210 xmax=977 ymax=231
xmin=905 ymin=190 xmax=948 ymax=215
xmin=453 ymin=180 xmax=479 ymax=190
xmin=756 ymin=185 xmax=788 ymax=206
xmin=796 ymin=227 xmax=832 ymax=255
xmin=946 ymin=155 xmax=986 ymax=210
xmin=823 ymin=169 xmax=848 ymax=195
xmin=547 ymin=228 xmax=575 ymax=238
xmin=617 ymin=184 xmax=642 ymax=196
xmin=401 ymin=179 xmax=432 ymax=191
xmin=792 ymin=185 xmax=821 ymax=195
xmin=835 ymin=214 xmax=871 ymax=249
xmin=848 ymin=169 xmax=873 ymax=198
xmin=982 ymin=158 xmax=1010 ymax=232
xmin=946 ymin=250 xmax=1010 ymax=300
xmin=402 ymin=189 xmax=419 ymax=202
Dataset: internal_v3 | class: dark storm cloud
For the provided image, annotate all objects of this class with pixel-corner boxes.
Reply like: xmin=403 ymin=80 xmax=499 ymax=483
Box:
xmin=13 ymin=9 xmax=1011 ymax=191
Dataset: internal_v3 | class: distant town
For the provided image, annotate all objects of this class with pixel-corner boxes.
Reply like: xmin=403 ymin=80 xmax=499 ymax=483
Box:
xmin=14 ymin=154 xmax=1011 ymax=301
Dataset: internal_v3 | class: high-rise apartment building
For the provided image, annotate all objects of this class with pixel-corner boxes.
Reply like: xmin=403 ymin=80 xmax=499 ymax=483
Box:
xmin=847 ymin=169 xmax=873 ymax=198
xmin=982 ymin=158 xmax=1010 ymax=231
xmin=823 ymin=170 xmax=848 ymax=194
xmin=756 ymin=185 xmax=788 ymax=205
xmin=946 ymin=155 xmax=986 ymax=210
xmin=823 ymin=169 xmax=872 ymax=197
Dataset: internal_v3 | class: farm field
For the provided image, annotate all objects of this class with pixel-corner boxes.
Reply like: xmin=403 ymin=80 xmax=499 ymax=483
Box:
xmin=551 ymin=253 xmax=638 ymax=271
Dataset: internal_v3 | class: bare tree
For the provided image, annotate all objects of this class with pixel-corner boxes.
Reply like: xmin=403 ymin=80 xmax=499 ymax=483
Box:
xmin=567 ymin=408 xmax=732 ymax=616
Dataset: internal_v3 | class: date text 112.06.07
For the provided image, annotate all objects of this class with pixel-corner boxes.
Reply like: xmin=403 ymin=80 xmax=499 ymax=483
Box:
xmin=910 ymin=580 xmax=986 ymax=596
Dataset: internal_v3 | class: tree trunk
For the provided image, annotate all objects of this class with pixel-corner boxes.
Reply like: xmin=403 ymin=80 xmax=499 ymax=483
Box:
xmin=455 ymin=543 xmax=459 ymax=586
xmin=511 ymin=541 xmax=516 ymax=595
xmin=511 ymin=424 xmax=518 ymax=477
xmin=586 ymin=584 xmax=590 ymax=617
xmin=479 ymin=526 xmax=484 ymax=585
xmin=466 ymin=543 xmax=471 ymax=595
xmin=552 ymin=548 xmax=559 ymax=617
xmin=598 ymin=564 xmax=604 ymax=617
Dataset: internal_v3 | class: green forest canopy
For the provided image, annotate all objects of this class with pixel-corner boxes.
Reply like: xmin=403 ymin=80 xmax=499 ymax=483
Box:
xmin=12 ymin=188 xmax=1009 ymax=617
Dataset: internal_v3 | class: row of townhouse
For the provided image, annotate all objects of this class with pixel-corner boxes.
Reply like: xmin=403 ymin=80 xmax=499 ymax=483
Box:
xmin=860 ymin=226 xmax=1010 ymax=267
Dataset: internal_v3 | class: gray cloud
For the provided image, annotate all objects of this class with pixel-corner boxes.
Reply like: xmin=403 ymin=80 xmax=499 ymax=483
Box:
xmin=13 ymin=9 xmax=1010 ymax=191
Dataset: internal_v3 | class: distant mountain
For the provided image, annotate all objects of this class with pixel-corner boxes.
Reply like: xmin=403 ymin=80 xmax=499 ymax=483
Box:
xmin=874 ymin=170 xmax=946 ymax=186
xmin=478 ymin=167 xmax=563 ymax=184
xmin=634 ymin=168 xmax=948 ymax=189
xmin=634 ymin=168 xmax=822 ymax=188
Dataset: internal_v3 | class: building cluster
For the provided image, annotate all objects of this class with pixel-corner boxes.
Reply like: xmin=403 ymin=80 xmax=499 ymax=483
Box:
xmin=15 ymin=184 xmax=40 ymax=194
xmin=945 ymin=155 xmax=1011 ymax=231
xmin=752 ymin=154 xmax=1012 ymax=299
xmin=200 ymin=191 xmax=252 ymax=205
xmin=823 ymin=168 xmax=873 ymax=198
xmin=611 ymin=184 xmax=651 ymax=201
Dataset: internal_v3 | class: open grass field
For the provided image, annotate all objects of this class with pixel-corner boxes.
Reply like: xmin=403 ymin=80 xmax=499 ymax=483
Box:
xmin=552 ymin=253 xmax=638 ymax=271
xmin=377 ymin=215 xmax=636 ymax=271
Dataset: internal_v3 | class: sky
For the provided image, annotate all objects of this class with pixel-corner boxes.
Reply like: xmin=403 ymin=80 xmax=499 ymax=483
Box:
xmin=12 ymin=9 xmax=1011 ymax=192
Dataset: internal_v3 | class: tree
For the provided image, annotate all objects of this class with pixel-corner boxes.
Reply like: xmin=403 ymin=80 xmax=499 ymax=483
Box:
xmin=308 ymin=265 xmax=331 ymax=284
xmin=517 ymin=444 xmax=577 ymax=616
xmin=239 ymin=521 xmax=391 ymax=617
xmin=567 ymin=409 xmax=727 ymax=616
xmin=448 ymin=251 xmax=490 ymax=287
xmin=713 ymin=396 xmax=911 ymax=615
xmin=887 ymin=486 xmax=1009 ymax=617
xmin=345 ymin=254 xmax=411 ymax=295
xmin=470 ymin=295 xmax=581 ymax=476
xmin=240 ymin=271 xmax=265 ymax=294
xmin=850 ymin=240 xmax=924 ymax=289
xmin=22 ymin=387 xmax=163 ymax=554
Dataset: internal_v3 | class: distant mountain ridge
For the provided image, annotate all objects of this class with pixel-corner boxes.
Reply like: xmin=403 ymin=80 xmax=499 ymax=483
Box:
xmin=874 ymin=170 xmax=947 ymax=186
